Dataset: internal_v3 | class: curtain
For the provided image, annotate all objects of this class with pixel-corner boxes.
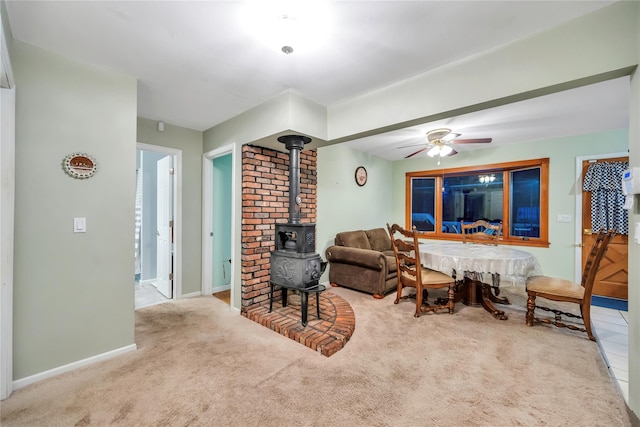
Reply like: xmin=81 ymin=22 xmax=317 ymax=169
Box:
xmin=134 ymin=168 xmax=143 ymax=277
xmin=583 ymin=161 xmax=628 ymax=235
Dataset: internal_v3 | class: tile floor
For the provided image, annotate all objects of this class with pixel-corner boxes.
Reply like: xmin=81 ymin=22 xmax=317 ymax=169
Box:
xmin=135 ymin=282 xmax=168 ymax=309
xmin=592 ymin=305 xmax=629 ymax=403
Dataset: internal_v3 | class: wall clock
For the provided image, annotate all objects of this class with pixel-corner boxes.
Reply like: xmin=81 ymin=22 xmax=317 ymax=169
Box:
xmin=62 ymin=152 xmax=98 ymax=179
xmin=355 ymin=166 xmax=367 ymax=186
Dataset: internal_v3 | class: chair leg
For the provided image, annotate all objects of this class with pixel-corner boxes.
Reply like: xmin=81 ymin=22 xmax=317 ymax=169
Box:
xmin=581 ymin=304 xmax=596 ymax=341
xmin=421 ymin=288 xmax=429 ymax=305
xmin=394 ymin=282 xmax=403 ymax=304
xmin=447 ymin=283 xmax=455 ymax=314
xmin=526 ymin=293 xmax=536 ymax=326
xmin=414 ymin=284 xmax=422 ymax=317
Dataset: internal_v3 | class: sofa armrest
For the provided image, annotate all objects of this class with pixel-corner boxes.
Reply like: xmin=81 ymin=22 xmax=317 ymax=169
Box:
xmin=325 ymin=245 xmax=388 ymax=271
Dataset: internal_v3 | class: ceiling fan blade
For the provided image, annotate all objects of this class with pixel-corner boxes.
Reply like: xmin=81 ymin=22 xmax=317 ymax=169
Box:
xmin=398 ymin=142 xmax=428 ymax=149
xmin=405 ymin=146 xmax=428 ymax=158
xmin=451 ymin=138 xmax=492 ymax=144
xmin=446 ymin=148 xmax=458 ymax=156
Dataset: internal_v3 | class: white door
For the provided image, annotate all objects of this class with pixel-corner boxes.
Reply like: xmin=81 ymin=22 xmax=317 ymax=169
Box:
xmin=156 ymin=155 xmax=172 ymax=298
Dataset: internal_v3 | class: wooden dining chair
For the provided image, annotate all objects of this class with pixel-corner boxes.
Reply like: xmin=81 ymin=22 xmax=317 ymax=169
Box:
xmin=386 ymin=223 xmax=455 ymax=317
xmin=460 ymin=220 xmax=502 ymax=245
xmin=525 ymin=229 xmax=615 ymax=341
xmin=460 ymin=220 xmax=503 ymax=294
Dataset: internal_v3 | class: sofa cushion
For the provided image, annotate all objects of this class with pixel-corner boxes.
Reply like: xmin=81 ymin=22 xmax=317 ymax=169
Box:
xmin=365 ymin=228 xmax=392 ymax=252
xmin=336 ymin=230 xmax=372 ymax=250
xmin=386 ymin=255 xmax=397 ymax=273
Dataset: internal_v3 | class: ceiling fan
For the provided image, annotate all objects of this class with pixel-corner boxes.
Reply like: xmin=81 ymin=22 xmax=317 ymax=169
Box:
xmin=401 ymin=128 xmax=492 ymax=159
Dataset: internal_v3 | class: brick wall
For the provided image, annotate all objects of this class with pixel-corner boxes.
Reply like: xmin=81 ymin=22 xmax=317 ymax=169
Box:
xmin=241 ymin=144 xmax=317 ymax=313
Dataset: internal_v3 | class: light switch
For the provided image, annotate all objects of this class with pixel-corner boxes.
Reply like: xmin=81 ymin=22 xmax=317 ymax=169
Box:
xmin=74 ymin=217 xmax=86 ymax=233
xmin=556 ymin=214 xmax=572 ymax=223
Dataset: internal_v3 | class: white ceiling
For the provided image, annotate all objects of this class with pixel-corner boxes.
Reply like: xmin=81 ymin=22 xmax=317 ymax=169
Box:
xmin=5 ymin=0 xmax=629 ymax=157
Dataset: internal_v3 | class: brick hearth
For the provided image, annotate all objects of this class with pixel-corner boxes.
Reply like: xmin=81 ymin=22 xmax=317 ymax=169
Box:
xmin=245 ymin=290 xmax=355 ymax=357
xmin=240 ymin=143 xmax=356 ymax=356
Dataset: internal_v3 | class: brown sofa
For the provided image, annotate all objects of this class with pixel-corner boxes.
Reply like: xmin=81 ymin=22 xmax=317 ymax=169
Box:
xmin=325 ymin=228 xmax=398 ymax=298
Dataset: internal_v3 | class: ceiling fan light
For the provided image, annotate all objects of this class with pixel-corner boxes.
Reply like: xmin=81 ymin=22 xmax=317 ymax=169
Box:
xmin=427 ymin=146 xmax=440 ymax=157
xmin=441 ymin=132 xmax=461 ymax=143
xmin=439 ymin=145 xmax=453 ymax=156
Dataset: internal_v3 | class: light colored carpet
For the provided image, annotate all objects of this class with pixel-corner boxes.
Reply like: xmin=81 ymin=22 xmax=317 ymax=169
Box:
xmin=0 ymin=285 xmax=631 ymax=426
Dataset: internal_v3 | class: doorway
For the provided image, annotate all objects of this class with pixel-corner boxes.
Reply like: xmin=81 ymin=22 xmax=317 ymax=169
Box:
xmin=135 ymin=143 xmax=182 ymax=309
xmin=576 ymin=152 xmax=629 ymax=308
xmin=202 ymin=145 xmax=236 ymax=308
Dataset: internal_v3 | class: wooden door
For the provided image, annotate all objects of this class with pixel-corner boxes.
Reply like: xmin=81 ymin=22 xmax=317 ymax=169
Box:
xmin=581 ymin=157 xmax=628 ymax=299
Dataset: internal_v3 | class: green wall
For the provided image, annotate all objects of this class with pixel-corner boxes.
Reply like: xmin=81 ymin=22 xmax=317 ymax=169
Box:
xmin=391 ymin=129 xmax=629 ymax=281
xmin=12 ymin=41 xmax=137 ymax=379
xmin=316 ymin=129 xmax=628 ymax=284
xmin=627 ymin=3 xmax=640 ymax=411
xmin=316 ymin=143 xmax=393 ymax=276
xmin=212 ymin=154 xmax=232 ymax=288
xmin=137 ymin=117 xmax=203 ymax=296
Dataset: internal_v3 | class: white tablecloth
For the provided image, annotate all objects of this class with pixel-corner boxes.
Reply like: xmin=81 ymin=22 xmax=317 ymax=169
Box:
xmin=418 ymin=242 xmax=542 ymax=285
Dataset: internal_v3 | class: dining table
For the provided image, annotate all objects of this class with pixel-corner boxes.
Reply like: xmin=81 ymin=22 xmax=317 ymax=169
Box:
xmin=418 ymin=242 xmax=542 ymax=320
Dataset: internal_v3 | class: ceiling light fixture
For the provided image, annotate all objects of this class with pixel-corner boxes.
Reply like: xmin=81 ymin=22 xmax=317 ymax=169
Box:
xmin=479 ymin=174 xmax=496 ymax=183
xmin=427 ymin=144 xmax=453 ymax=157
xmin=241 ymin=1 xmax=331 ymax=55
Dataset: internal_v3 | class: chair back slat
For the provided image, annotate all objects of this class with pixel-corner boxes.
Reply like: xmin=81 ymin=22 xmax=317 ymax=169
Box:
xmin=387 ymin=223 xmax=422 ymax=287
xmin=461 ymin=220 xmax=502 ymax=246
xmin=581 ymin=229 xmax=616 ymax=293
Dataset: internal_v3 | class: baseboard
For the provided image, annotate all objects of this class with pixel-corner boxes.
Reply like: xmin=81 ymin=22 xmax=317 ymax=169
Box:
xmin=13 ymin=343 xmax=137 ymax=391
xmin=628 ymin=406 xmax=640 ymax=427
xmin=180 ymin=291 xmax=202 ymax=299
xmin=139 ymin=279 xmax=156 ymax=286
xmin=211 ymin=285 xmax=230 ymax=294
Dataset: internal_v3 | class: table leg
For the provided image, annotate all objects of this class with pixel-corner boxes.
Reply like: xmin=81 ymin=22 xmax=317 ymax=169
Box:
xmin=301 ymin=291 xmax=309 ymax=327
xmin=488 ymin=273 xmax=510 ymax=305
xmin=480 ymin=283 xmax=508 ymax=320
xmin=487 ymin=290 xmax=511 ymax=305
xmin=461 ymin=278 xmax=482 ymax=307
xmin=462 ymin=278 xmax=507 ymax=320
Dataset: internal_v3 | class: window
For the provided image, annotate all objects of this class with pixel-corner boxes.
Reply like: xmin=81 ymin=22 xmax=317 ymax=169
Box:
xmin=406 ymin=158 xmax=549 ymax=247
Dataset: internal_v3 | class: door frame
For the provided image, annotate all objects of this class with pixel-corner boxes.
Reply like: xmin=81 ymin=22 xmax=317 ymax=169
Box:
xmin=202 ymin=144 xmax=237 ymax=308
xmin=0 ymin=17 xmax=15 ymax=399
xmin=137 ymin=142 xmax=182 ymax=301
xmin=574 ymin=151 xmax=628 ymax=283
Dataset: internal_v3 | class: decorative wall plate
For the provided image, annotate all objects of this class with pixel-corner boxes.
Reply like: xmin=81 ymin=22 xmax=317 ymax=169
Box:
xmin=62 ymin=152 xmax=98 ymax=179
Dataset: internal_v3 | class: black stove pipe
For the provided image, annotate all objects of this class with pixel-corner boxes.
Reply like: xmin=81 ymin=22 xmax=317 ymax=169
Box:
xmin=277 ymin=134 xmax=312 ymax=224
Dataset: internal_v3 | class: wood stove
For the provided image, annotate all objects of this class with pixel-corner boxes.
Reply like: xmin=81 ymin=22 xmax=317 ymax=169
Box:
xmin=269 ymin=135 xmax=325 ymax=288
xmin=269 ymin=135 xmax=326 ymax=325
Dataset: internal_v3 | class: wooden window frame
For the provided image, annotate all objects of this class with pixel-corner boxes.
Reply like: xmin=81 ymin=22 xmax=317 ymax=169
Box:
xmin=405 ymin=158 xmax=550 ymax=248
